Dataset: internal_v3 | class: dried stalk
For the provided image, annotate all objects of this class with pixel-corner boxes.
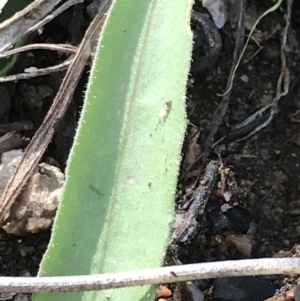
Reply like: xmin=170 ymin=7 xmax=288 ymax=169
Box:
xmin=0 ymin=258 xmax=299 ymax=293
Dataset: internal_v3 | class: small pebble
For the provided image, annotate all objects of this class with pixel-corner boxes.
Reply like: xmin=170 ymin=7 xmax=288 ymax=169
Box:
xmin=156 ymin=285 xmax=172 ymax=298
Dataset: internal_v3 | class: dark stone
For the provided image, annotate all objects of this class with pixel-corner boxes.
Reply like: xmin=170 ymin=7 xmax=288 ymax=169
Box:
xmin=213 ymin=276 xmax=276 ymax=301
xmin=208 ymin=206 xmax=251 ymax=234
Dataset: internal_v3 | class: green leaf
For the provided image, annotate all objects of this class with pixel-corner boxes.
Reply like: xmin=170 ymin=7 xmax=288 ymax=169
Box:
xmin=33 ymin=0 xmax=193 ymax=300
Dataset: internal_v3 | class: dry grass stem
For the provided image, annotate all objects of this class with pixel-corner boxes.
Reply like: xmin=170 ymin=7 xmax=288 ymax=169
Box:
xmin=0 ymin=59 xmax=72 ymax=82
xmin=0 ymin=43 xmax=78 ymax=58
xmin=0 ymin=258 xmax=299 ymax=293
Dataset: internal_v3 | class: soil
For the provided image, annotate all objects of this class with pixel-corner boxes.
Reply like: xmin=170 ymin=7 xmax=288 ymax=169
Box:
xmin=0 ymin=0 xmax=300 ymax=301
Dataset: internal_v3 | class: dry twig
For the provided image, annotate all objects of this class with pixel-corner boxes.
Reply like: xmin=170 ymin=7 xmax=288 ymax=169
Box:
xmin=0 ymin=258 xmax=299 ymax=293
xmin=0 ymin=43 xmax=77 ymax=58
xmin=172 ymin=161 xmax=219 ymax=242
xmin=0 ymin=59 xmax=72 ymax=82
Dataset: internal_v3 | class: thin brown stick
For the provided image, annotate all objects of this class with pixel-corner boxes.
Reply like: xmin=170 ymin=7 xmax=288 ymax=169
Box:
xmin=0 ymin=258 xmax=299 ymax=293
xmin=0 ymin=0 xmax=113 ymax=222
xmin=0 ymin=59 xmax=72 ymax=82
xmin=0 ymin=43 xmax=78 ymax=58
